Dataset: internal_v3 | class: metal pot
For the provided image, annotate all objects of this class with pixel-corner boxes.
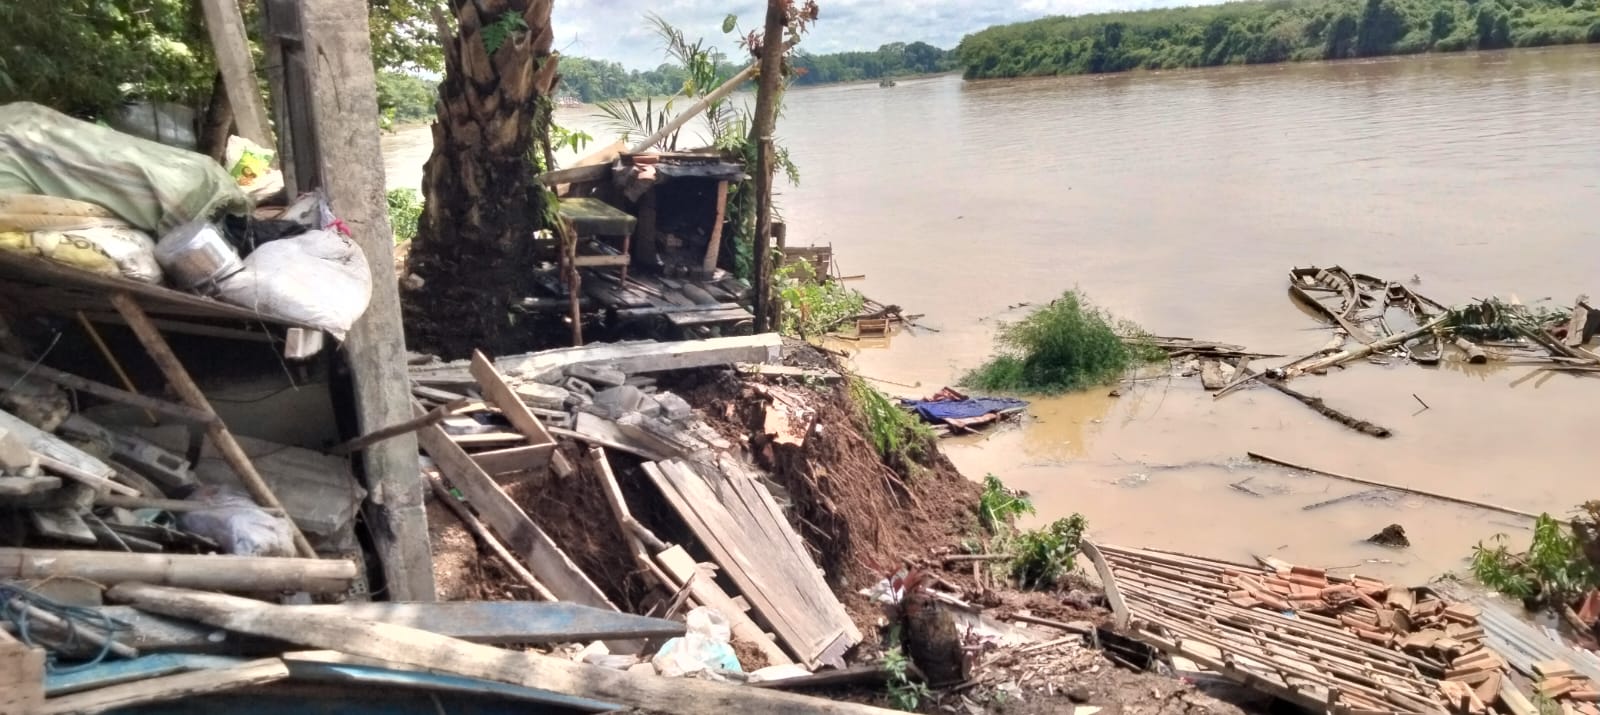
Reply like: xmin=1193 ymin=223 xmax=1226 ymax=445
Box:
xmin=155 ymin=220 xmax=244 ymax=292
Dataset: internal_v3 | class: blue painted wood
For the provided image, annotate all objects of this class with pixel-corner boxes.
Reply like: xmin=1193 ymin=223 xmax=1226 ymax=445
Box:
xmin=89 ymin=602 xmax=683 ymax=650
xmin=284 ymin=661 xmax=618 ymax=712
xmin=45 ymin=654 xmax=248 ymax=696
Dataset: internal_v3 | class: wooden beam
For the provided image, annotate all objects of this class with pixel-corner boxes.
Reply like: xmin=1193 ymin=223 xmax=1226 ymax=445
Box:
xmin=0 ymin=353 xmax=215 ymax=425
xmin=535 ymin=163 xmax=612 ymax=187
xmin=108 ymin=584 xmax=899 ymax=715
xmin=108 ymin=292 xmax=315 ymax=558
xmin=468 ymin=351 xmax=554 ymax=470
xmin=702 ymin=180 xmax=729 ymax=274
xmin=38 ymin=657 xmax=288 ymax=715
xmin=198 ymin=0 xmax=272 ymax=147
xmin=411 ymin=334 xmax=783 ymax=386
xmin=415 ymin=416 xmax=613 ymax=610
xmin=330 ymin=398 xmax=465 ymax=455
xmin=298 ymin=0 xmax=433 ymax=599
xmin=0 ymin=548 xmax=356 ymax=593
xmin=0 ymin=409 xmax=136 ymax=497
xmin=0 ymin=634 xmax=45 ymax=715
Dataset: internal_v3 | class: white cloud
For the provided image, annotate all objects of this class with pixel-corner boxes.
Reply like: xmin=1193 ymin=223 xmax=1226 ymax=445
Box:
xmin=551 ymin=0 xmax=1206 ymax=69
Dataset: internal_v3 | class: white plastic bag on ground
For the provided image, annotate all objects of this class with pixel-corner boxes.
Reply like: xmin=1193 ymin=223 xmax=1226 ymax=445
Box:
xmin=178 ymin=486 xmax=296 ymax=557
xmin=214 ymin=229 xmax=372 ymax=340
xmin=651 ymin=607 xmax=741 ymax=679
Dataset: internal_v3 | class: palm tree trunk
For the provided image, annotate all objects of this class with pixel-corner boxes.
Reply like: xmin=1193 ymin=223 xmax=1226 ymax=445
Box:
xmin=402 ymin=0 xmax=560 ymax=359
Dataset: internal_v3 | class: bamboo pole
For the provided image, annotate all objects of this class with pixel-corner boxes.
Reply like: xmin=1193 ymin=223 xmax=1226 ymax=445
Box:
xmin=0 ymin=352 xmax=214 ymax=426
xmin=0 ymin=548 xmax=355 ymax=592
xmin=630 ymin=65 xmax=759 ymax=154
xmin=1246 ymin=451 xmax=1540 ymax=520
xmin=13 ymin=599 xmax=138 ymax=659
xmin=75 ymin=311 xmax=157 ymax=425
xmin=108 ymin=293 xmax=315 ymax=558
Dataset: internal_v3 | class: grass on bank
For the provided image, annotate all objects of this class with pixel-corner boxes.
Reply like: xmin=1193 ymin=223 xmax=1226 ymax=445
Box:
xmin=775 ymin=259 xmax=866 ymax=337
xmin=962 ymin=290 xmax=1160 ymax=394
xmin=848 ymin=376 xmax=935 ymax=470
xmin=977 ymin=474 xmax=1090 ymax=591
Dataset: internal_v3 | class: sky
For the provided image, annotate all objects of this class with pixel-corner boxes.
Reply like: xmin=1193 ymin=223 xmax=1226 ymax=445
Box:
xmin=551 ymin=0 xmax=1197 ymax=70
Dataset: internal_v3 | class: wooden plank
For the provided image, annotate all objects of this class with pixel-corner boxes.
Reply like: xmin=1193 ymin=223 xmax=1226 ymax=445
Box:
xmin=415 ymin=419 xmax=614 ymax=611
xmin=656 ymin=545 xmax=793 ymax=668
xmin=467 ymin=351 xmax=554 ymax=472
xmin=471 ymin=444 xmax=551 ymax=476
xmin=198 ymin=0 xmax=272 ymax=146
xmin=298 ymin=0 xmax=433 ymax=600
xmin=573 ymin=254 xmax=631 ymax=267
xmin=108 ymin=584 xmax=896 ymax=715
xmin=447 ymin=432 xmax=526 ymax=446
xmin=644 ymin=460 xmax=855 ymax=667
xmin=0 ymin=410 xmax=132 ymax=497
xmin=0 ymin=353 xmax=215 ymax=425
xmin=412 ymin=334 xmax=783 ymax=385
xmin=535 ymin=163 xmax=613 ymax=187
xmin=287 ymin=602 xmax=683 ymax=644
xmin=0 ymin=639 xmax=45 ymax=715
xmin=38 ymin=657 xmax=287 ymax=715
xmin=109 ymin=293 xmax=314 ymax=557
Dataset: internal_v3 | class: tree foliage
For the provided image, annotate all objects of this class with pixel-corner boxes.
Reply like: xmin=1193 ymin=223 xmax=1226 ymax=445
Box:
xmin=376 ymin=71 xmax=439 ymax=128
xmin=955 ymin=0 xmax=1600 ymax=79
xmin=0 ymin=0 xmax=447 ymax=120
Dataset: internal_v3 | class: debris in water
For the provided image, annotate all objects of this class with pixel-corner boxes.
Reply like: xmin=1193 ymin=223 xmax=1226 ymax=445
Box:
xmin=1367 ymin=524 xmax=1410 ymax=548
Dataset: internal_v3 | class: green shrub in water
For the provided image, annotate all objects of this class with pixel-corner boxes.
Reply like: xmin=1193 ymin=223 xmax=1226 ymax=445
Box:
xmin=962 ymin=290 xmax=1156 ymax=394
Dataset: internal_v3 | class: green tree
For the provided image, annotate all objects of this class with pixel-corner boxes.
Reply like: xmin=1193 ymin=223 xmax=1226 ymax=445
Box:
xmin=1357 ymin=0 xmax=1407 ymax=55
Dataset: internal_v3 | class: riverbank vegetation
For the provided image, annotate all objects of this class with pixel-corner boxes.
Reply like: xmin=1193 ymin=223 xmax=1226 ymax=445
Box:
xmin=1470 ymin=507 xmax=1600 ymax=609
xmin=558 ymin=41 xmax=955 ymax=103
xmin=956 ymin=0 xmax=1600 ymax=79
xmin=963 ymin=291 xmax=1159 ymax=394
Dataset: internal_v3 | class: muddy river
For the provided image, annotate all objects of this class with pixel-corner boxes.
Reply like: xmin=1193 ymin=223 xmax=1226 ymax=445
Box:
xmin=383 ymin=46 xmax=1600 ymax=585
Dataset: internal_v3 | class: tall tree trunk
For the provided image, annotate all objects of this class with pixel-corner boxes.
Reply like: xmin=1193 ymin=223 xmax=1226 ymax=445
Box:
xmin=401 ymin=0 xmax=560 ymax=359
xmin=750 ymin=0 xmax=787 ymax=333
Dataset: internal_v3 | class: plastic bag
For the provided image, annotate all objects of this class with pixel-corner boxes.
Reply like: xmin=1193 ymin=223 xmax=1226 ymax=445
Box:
xmin=0 ymin=226 xmax=162 ymax=283
xmin=178 ymin=486 xmax=296 ymax=557
xmin=214 ymin=228 xmax=372 ymax=340
xmin=0 ymin=103 xmax=250 ymax=234
xmin=651 ymin=607 xmax=741 ymax=679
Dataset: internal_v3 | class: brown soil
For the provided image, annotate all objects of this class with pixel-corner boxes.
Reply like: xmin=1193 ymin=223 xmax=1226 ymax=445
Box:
xmin=425 ymin=497 xmax=537 ymax=602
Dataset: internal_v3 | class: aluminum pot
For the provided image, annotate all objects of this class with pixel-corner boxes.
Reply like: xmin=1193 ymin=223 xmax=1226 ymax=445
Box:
xmin=154 ymin=220 xmax=244 ymax=292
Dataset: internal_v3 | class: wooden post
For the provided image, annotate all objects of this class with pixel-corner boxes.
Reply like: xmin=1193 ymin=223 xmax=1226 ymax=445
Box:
xmin=260 ymin=0 xmax=316 ymax=195
xmin=750 ymin=1 xmax=787 ymax=333
xmin=199 ymin=0 xmax=273 ymax=148
xmin=298 ymin=0 xmax=435 ymax=601
xmin=108 ymin=293 xmax=316 ymax=558
xmin=702 ymin=180 xmax=729 ymax=276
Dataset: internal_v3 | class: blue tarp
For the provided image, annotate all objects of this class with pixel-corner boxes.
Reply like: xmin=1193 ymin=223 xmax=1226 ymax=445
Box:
xmin=901 ymin=396 xmax=1029 ymax=423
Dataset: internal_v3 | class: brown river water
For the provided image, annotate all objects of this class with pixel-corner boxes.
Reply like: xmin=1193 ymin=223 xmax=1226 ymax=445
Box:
xmin=384 ymin=46 xmax=1600 ymax=585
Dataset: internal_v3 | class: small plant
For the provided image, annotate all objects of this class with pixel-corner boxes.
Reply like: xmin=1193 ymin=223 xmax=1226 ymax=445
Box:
xmin=775 ymin=259 xmax=865 ymax=337
xmin=962 ymin=290 xmax=1159 ymax=394
xmin=848 ymin=377 xmax=934 ymax=470
xmin=549 ymin=123 xmax=593 ymax=156
xmin=1469 ymin=513 xmax=1597 ymax=607
xmin=883 ymin=645 xmax=931 ymax=711
xmin=1010 ymin=515 xmax=1088 ymax=590
xmin=979 ymin=474 xmax=1034 ymax=535
xmin=481 ymin=13 xmax=527 ymax=55
xmin=386 ymin=188 xmax=423 ymax=244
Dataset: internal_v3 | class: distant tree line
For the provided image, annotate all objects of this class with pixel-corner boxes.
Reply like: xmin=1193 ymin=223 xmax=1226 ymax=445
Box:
xmin=955 ymin=0 xmax=1600 ymax=79
xmin=557 ymin=41 xmax=955 ymax=103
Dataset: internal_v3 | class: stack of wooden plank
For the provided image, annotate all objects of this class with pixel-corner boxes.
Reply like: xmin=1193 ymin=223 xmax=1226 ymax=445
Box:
xmin=1089 ymin=543 xmax=1508 ymax=714
xmin=1533 ymin=660 xmax=1600 ymax=715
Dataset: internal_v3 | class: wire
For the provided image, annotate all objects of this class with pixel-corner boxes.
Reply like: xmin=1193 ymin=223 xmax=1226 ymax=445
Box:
xmin=2 ymin=330 xmax=62 ymax=394
xmin=0 ymin=584 xmax=133 ymax=673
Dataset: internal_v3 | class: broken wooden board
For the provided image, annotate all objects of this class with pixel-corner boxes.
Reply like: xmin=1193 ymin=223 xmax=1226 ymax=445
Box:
xmin=37 ymin=657 xmax=288 ymax=715
xmin=0 ymin=634 xmax=45 ymax=715
xmin=655 ymin=545 xmax=793 ymax=667
xmin=108 ymin=583 xmax=900 ymax=715
xmin=0 ymin=548 xmax=356 ymax=593
xmin=411 ymin=334 xmax=782 ymax=386
xmin=0 ymin=409 xmax=131 ymax=496
xmin=642 ymin=459 xmax=859 ymax=668
xmin=468 ymin=351 xmax=555 ymax=472
xmin=415 ymin=417 xmax=617 ymax=613
xmin=283 ymin=656 xmax=616 ymax=712
xmin=45 ymin=654 xmax=248 ymax=696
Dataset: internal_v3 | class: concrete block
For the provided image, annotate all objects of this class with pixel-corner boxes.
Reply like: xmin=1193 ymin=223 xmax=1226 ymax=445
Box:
xmin=0 ymin=427 xmax=32 ymax=471
xmin=564 ymin=377 xmax=597 ymax=397
xmin=654 ymin=392 xmax=694 ymax=423
xmin=515 ymin=382 xmax=571 ymax=411
xmin=594 ymin=386 xmax=657 ymax=418
xmin=566 ymin=363 xmax=626 ymax=388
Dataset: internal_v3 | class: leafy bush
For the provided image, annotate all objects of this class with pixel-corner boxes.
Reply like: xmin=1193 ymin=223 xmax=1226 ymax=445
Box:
xmin=847 ymin=377 xmax=934 ymax=469
xmin=979 ymin=474 xmax=1035 ymax=535
xmin=963 ymin=290 xmax=1157 ymax=394
xmin=883 ymin=645 xmax=930 ymax=711
xmin=387 ymin=188 xmax=423 ymax=245
xmin=1010 ymin=515 xmax=1089 ymax=590
xmin=1470 ymin=513 xmax=1598 ymax=607
xmin=775 ymin=259 xmax=866 ymax=337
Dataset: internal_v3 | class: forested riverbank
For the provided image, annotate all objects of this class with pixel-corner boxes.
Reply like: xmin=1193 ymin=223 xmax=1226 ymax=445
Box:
xmin=956 ymin=0 xmax=1600 ymax=79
